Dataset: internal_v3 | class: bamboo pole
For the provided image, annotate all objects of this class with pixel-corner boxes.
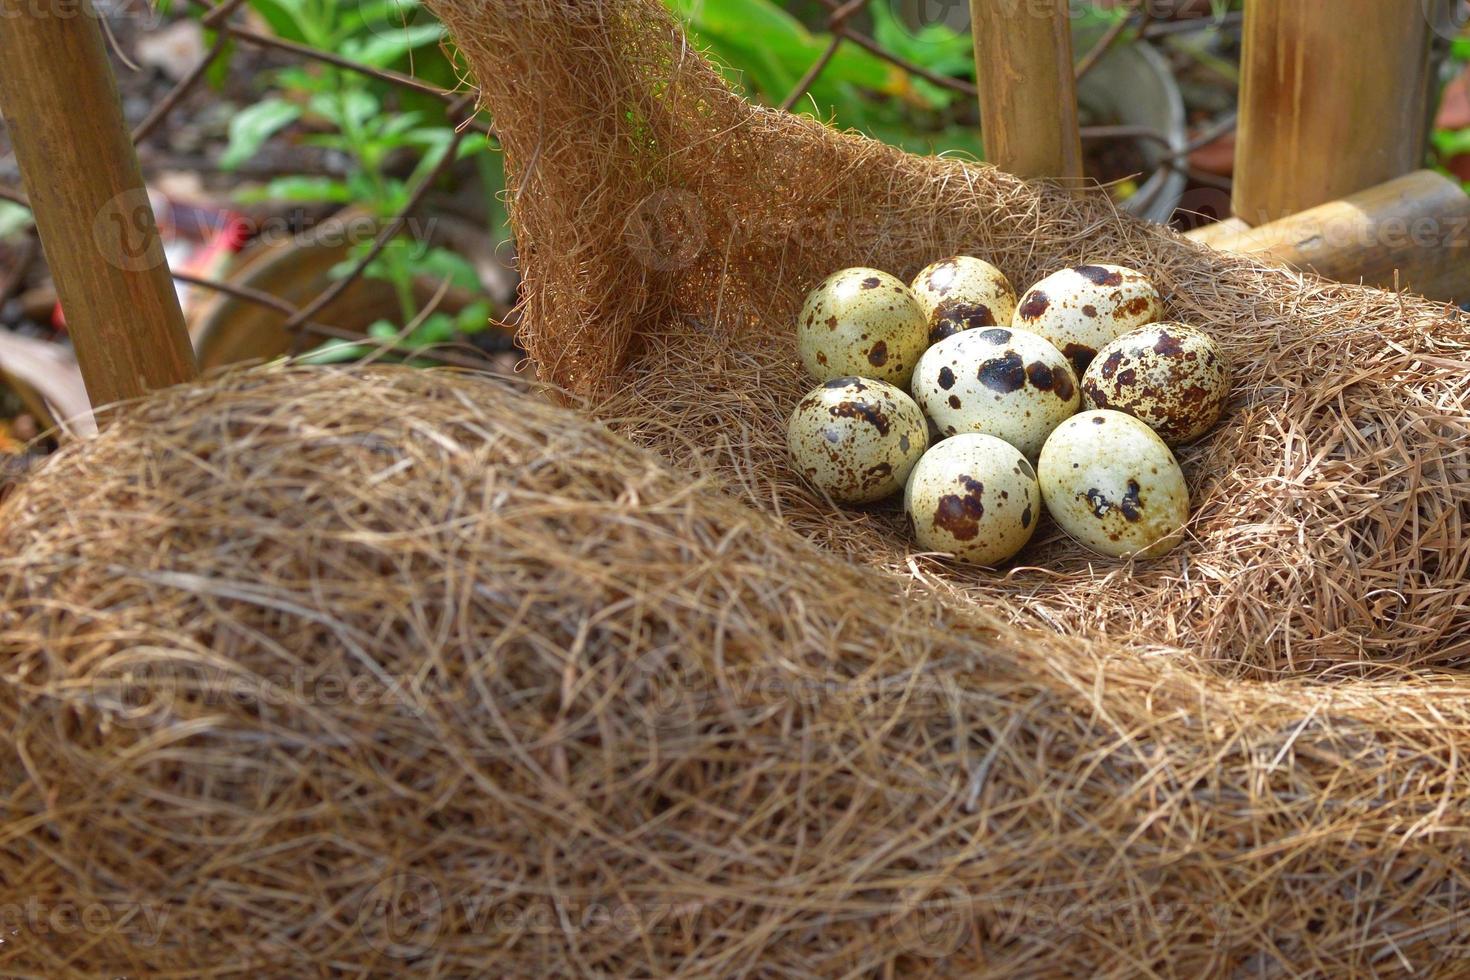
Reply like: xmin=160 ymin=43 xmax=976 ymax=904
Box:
xmin=970 ymin=0 xmax=1084 ymax=184
xmin=0 ymin=0 xmax=197 ymax=408
xmin=1232 ymin=0 xmax=1436 ymax=225
xmin=1193 ymin=170 xmax=1470 ymax=303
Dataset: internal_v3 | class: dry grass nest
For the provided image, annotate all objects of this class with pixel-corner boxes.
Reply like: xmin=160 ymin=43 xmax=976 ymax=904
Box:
xmin=4 ymin=0 xmax=1470 ymax=974
xmin=434 ymin=0 xmax=1470 ymax=680
xmin=4 ymin=364 xmax=1470 ymax=978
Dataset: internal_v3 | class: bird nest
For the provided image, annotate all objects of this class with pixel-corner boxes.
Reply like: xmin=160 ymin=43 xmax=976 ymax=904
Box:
xmin=4 ymin=0 xmax=1470 ymax=975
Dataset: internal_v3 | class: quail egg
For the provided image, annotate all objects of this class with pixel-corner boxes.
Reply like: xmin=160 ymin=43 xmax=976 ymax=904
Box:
xmin=904 ymin=434 xmax=1041 ymax=566
xmin=910 ymin=256 xmax=1019 ymax=345
xmin=1080 ymin=323 xmax=1229 ymax=446
xmin=797 ymin=268 xmax=929 ymax=388
xmin=1037 ymin=410 xmax=1189 ymax=559
xmin=910 ymin=326 xmax=1080 ymax=459
xmin=1014 ymin=264 xmax=1165 ymax=378
xmin=787 ymin=377 xmax=929 ymax=504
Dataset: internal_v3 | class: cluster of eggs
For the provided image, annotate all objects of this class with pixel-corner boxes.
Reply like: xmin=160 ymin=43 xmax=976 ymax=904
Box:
xmin=787 ymin=257 xmax=1229 ymax=565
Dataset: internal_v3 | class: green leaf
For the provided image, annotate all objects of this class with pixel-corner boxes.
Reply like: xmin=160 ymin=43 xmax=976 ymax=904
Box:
xmin=345 ymin=0 xmax=426 ymax=32
xmin=0 ymin=201 xmax=34 ymax=240
xmin=220 ymin=98 xmax=301 ymax=170
xmin=204 ymin=35 xmax=237 ymax=89
xmin=410 ymin=312 xmax=457 ymax=345
xmin=869 ymin=1 xmax=971 ymax=78
xmin=236 ymin=175 xmax=355 ymax=204
xmin=1434 ymin=127 xmax=1470 ymax=158
xmin=454 ymin=300 xmax=493 ymax=335
xmin=341 ymin=23 xmax=446 ymax=69
xmin=298 ymin=339 xmax=376 ymax=365
xmin=245 ymin=0 xmax=322 ymax=46
xmin=415 ymin=246 xmax=481 ymax=292
xmin=307 ymin=90 xmax=379 ymax=131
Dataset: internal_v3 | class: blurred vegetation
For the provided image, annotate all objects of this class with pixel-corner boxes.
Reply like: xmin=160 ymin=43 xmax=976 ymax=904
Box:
xmin=1432 ymin=35 xmax=1470 ymax=191
xmin=215 ymin=0 xmax=497 ymax=354
xmin=10 ymin=0 xmax=1467 ymax=322
xmin=666 ymin=0 xmax=987 ymax=158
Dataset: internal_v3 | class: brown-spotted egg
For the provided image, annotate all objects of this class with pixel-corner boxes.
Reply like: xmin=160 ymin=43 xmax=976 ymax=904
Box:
xmin=1037 ymin=410 xmax=1188 ymax=559
xmin=904 ymin=434 xmax=1041 ymax=566
xmin=787 ymin=377 xmax=929 ymax=504
xmin=910 ymin=326 xmax=1080 ymax=459
xmin=1014 ymin=264 xmax=1165 ymax=378
xmin=910 ymin=256 xmax=1018 ymax=345
xmin=1081 ymin=323 xmax=1229 ymax=446
xmin=797 ymin=268 xmax=928 ymax=388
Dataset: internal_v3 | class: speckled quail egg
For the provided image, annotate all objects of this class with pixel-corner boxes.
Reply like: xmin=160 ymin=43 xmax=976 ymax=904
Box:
xmin=904 ymin=434 xmax=1041 ymax=566
xmin=910 ymin=326 xmax=1081 ymax=459
xmin=787 ymin=377 xmax=929 ymax=504
xmin=1080 ymin=323 xmax=1229 ymax=446
xmin=1014 ymin=264 xmax=1165 ymax=378
xmin=1037 ymin=410 xmax=1189 ymax=559
xmin=797 ymin=268 xmax=929 ymax=388
xmin=910 ymin=256 xmax=1019 ymax=345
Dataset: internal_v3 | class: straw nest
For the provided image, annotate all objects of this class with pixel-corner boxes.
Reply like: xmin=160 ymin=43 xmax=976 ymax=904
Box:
xmin=3 ymin=365 xmax=1470 ymax=978
xmin=4 ymin=0 xmax=1470 ymax=973
xmin=429 ymin=0 xmax=1470 ymax=680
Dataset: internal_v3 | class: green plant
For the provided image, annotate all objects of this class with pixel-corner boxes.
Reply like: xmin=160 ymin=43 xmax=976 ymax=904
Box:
xmin=0 ymin=201 xmax=32 ymax=243
xmin=665 ymin=0 xmax=985 ymax=158
xmin=1431 ymin=31 xmax=1470 ymax=192
xmin=219 ymin=0 xmax=501 ymax=354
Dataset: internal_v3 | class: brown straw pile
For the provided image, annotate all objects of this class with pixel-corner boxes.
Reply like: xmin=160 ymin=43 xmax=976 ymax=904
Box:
xmin=4 ymin=0 xmax=1470 ymax=973
xmin=2 ymin=364 xmax=1470 ymax=975
xmin=3 ymin=365 xmax=1470 ymax=978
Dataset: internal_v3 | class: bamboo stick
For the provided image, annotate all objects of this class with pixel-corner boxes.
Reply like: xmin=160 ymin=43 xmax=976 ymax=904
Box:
xmin=1193 ymin=170 xmax=1470 ymax=302
xmin=1232 ymin=0 xmax=1436 ymax=225
xmin=0 ymin=0 xmax=197 ymax=408
xmin=970 ymin=0 xmax=1084 ymax=184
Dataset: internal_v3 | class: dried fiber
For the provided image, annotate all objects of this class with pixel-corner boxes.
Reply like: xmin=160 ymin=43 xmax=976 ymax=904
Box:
xmin=5 ymin=0 xmax=1470 ymax=974
xmin=432 ymin=0 xmax=1470 ymax=679
xmin=2 ymin=368 xmax=1470 ymax=976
